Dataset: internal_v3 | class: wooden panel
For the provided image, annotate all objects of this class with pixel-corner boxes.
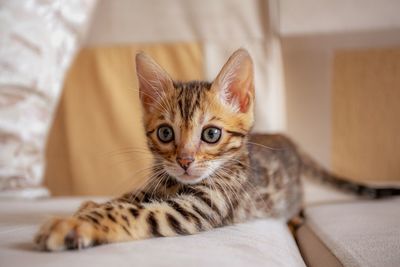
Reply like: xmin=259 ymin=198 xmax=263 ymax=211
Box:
xmin=45 ymin=43 xmax=204 ymax=196
xmin=332 ymin=48 xmax=400 ymax=182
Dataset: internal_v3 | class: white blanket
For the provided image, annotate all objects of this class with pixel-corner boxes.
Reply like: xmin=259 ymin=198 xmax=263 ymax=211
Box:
xmin=0 ymin=197 xmax=305 ymax=267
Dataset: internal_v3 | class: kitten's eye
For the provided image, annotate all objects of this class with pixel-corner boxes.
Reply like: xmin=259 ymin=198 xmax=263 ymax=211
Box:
xmin=201 ymin=127 xmax=221 ymax=144
xmin=157 ymin=125 xmax=174 ymax=143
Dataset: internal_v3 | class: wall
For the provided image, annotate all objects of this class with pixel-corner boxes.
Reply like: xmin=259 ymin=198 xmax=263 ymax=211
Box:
xmin=279 ymin=0 xmax=400 ymax=172
xmin=279 ymin=0 xmax=400 ymax=35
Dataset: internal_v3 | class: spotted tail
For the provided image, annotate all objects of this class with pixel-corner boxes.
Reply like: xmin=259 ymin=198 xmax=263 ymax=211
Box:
xmin=300 ymin=151 xmax=400 ymax=199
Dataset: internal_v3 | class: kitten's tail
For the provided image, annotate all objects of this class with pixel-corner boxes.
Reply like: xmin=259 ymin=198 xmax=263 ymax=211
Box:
xmin=300 ymin=151 xmax=400 ymax=199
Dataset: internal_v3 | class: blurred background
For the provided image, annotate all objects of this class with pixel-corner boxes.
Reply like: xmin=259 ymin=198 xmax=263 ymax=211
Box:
xmin=1 ymin=0 xmax=400 ymax=197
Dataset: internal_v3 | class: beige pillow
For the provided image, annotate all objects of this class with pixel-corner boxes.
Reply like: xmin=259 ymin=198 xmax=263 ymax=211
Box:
xmin=45 ymin=43 xmax=204 ymax=196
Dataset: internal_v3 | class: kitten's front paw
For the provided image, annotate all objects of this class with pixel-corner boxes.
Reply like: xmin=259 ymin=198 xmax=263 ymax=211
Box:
xmin=34 ymin=217 xmax=97 ymax=251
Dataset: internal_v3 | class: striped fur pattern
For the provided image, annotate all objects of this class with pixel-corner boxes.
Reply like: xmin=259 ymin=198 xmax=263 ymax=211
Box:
xmin=34 ymin=49 xmax=399 ymax=251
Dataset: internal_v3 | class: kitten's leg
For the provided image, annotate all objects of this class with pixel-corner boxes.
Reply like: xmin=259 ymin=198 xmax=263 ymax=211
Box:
xmin=34 ymin=189 xmax=227 ymax=251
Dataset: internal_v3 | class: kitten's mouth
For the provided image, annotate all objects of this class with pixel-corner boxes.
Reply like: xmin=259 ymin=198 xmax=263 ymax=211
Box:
xmin=164 ymin=165 xmax=211 ymax=184
xmin=174 ymin=173 xmax=205 ymax=185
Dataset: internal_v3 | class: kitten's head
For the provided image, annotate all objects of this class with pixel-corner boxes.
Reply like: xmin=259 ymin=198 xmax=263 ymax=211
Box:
xmin=136 ymin=49 xmax=254 ymax=184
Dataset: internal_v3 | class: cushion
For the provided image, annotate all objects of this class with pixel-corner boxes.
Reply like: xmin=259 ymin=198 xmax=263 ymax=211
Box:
xmin=0 ymin=197 xmax=305 ymax=267
xmin=304 ymin=197 xmax=400 ymax=267
xmin=45 ymin=43 xmax=204 ymax=195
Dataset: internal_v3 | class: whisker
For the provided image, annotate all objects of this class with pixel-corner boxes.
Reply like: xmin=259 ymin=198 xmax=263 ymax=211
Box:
xmin=247 ymin=141 xmax=285 ymax=151
xmin=126 ymin=168 xmax=166 ymax=203
xmin=109 ymin=161 xmax=167 ymax=195
xmin=106 ymin=149 xmax=153 ymax=156
xmin=216 ymin=166 xmax=263 ymax=214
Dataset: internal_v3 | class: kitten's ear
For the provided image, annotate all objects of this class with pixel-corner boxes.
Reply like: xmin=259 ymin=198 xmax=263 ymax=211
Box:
xmin=212 ymin=49 xmax=254 ymax=113
xmin=135 ymin=52 xmax=173 ymax=112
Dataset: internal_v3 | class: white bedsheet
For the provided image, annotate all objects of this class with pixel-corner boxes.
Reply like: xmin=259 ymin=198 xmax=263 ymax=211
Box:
xmin=0 ymin=197 xmax=305 ymax=267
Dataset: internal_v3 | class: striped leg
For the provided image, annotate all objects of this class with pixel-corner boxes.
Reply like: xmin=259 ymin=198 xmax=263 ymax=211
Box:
xmin=34 ymin=187 xmax=229 ymax=251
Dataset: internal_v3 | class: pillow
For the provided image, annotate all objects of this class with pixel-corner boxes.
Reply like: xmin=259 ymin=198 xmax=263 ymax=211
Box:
xmin=0 ymin=0 xmax=97 ymax=198
xmin=44 ymin=43 xmax=204 ymax=195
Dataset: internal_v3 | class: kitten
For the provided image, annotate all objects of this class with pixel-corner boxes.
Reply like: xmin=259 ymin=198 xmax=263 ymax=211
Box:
xmin=34 ymin=49 xmax=400 ymax=251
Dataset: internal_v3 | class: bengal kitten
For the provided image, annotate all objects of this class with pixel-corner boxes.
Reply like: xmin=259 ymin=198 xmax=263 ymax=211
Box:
xmin=34 ymin=49 xmax=399 ymax=251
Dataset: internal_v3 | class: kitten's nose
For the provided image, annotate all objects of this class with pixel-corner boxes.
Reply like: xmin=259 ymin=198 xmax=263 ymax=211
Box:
xmin=176 ymin=156 xmax=194 ymax=171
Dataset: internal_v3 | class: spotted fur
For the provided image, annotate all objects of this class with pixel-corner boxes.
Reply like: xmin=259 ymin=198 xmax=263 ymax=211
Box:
xmin=34 ymin=49 xmax=400 ymax=251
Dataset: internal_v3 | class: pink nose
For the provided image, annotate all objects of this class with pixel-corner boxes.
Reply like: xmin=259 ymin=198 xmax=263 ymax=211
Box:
xmin=176 ymin=156 xmax=194 ymax=171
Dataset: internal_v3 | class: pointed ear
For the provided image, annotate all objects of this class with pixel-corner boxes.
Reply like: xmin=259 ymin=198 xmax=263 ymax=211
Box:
xmin=212 ymin=49 xmax=254 ymax=113
xmin=135 ymin=52 xmax=173 ymax=112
